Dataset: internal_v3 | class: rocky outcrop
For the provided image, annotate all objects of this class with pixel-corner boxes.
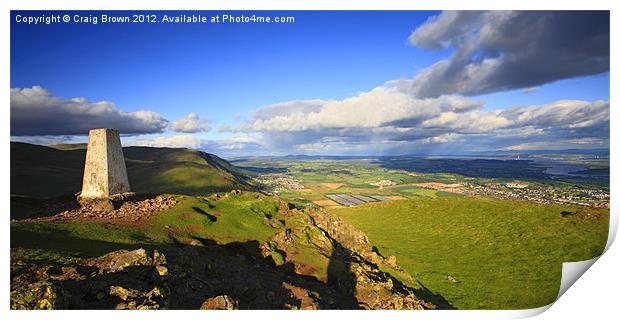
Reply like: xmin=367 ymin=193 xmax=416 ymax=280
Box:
xmin=263 ymin=201 xmax=434 ymax=310
xmin=10 ymin=280 xmax=62 ymax=310
xmin=11 ymin=249 xmax=170 ymax=310
xmin=110 ymin=286 xmax=165 ymax=310
xmin=22 ymin=196 xmax=177 ymax=223
xmin=85 ymin=248 xmax=156 ymax=273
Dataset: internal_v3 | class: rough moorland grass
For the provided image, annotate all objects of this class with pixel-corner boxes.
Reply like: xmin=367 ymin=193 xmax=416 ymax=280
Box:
xmin=146 ymin=194 xmax=278 ymax=244
xmin=330 ymin=197 xmax=608 ymax=309
xmin=127 ymin=162 xmax=237 ymax=195
xmin=11 ymin=194 xmax=280 ymax=260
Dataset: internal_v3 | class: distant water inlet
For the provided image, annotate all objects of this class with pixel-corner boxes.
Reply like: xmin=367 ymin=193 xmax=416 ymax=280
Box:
xmin=543 ymin=164 xmax=609 ymax=178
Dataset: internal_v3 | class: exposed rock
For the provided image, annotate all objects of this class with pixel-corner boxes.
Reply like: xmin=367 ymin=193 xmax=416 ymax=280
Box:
xmin=81 ymin=198 xmax=115 ymax=212
xmin=153 ymin=249 xmax=167 ymax=265
xmin=268 ymin=202 xmax=435 ymax=310
xmin=112 ymin=285 xmax=164 ymax=310
xmin=11 ymin=248 xmax=170 ymax=310
xmin=86 ymin=248 xmax=152 ymax=274
xmin=200 ymin=295 xmax=238 ymax=310
xmin=11 ymin=280 xmax=62 ymax=310
xmin=49 ymin=266 xmax=85 ymax=281
xmin=282 ymin=282 xmax=319 ymax=310
xmin=306 ymin=208 xmax=384 ymax=265
xmin=156 ymin=265 xmax=168 ymax=276
xmin=23 ymin=196 xmax=177 ymax=223
xmin=187 ymin=239 xmax=202 ymax=246
xmin=385 ymin=255 xmax=398 ymax=269
xmin=109 ymin=286 xmax=136 ymax=301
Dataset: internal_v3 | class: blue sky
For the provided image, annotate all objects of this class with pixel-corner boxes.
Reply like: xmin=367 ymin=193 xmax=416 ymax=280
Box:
xmin=10 ymin=11 xmax=610 ymax=155
xmin=11 ymin=11 xmax=443 ymax=124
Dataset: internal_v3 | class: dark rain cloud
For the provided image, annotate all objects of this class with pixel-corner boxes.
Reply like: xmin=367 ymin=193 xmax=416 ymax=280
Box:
xmin=11 ymin=86 xmax=169 ymax=136
xmin=407 ymin=11 xmax=610 ymax=98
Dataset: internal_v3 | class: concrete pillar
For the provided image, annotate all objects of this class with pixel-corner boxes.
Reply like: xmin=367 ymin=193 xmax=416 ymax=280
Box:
xmin=79 ymin=129 xmax=131 ymax=205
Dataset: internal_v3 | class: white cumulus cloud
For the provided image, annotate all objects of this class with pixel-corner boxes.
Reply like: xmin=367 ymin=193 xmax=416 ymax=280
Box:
xmin=170 ymin=113 xmax=211 ymax=133
xmin=131 ymin=134 xmax=204 ymax=149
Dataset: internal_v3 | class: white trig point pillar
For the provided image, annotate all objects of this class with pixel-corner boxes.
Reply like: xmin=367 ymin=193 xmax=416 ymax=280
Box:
xmin=78 ymin=128 xmax=132 ymax=209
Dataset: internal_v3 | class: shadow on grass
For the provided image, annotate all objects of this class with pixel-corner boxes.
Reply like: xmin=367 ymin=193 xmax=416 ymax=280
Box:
xmin=191 ymin=207 xmax=217 ymax=222
xmin=411 ymin=282 xmax=455 ymax=310
xmin=326 ymin=241 xmax=360 ymax=309
xmin=11 ymin=227 xmax=356 ymax=309
xmin=369 ymin=245 xmax=454 ymax=309
xmin=11 ymin=226 xmax=453 ymax=310
xmin=10 ymin=195 xmax=81 ymax=220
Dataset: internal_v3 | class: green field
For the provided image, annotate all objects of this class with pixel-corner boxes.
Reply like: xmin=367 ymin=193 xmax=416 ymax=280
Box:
xmin=329 ymin=197 xmax=608 ymax=309
xmin=244 ymin=158 xmax=467 ymax=207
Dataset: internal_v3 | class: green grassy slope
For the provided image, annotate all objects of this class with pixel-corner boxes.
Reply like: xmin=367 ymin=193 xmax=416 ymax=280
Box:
xmin=11 ymin=193 xmax=280 ymax=260
xmin=10 ymin=142 xmax=250 ymax=198
xmin=330 ymin=197 xmax=608 ymax=309
xmin=122 ymin=147 xmax=250 ymax=195
xmin=11 ymin=142 xmax=86 ymax=198
xmin=10 ymin=192 xmax=351 ymax=298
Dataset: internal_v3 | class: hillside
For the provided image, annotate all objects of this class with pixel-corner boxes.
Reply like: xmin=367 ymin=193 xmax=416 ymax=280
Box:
xmin=10 ymin=141 xmax=441 ymax=309
xmin=10 ymin=191 xmax=438 ymax=310
xmin=330 ymin=197 xmax=609 ymax=309
xmin=10 ymin=142 xmax=251 ymax=199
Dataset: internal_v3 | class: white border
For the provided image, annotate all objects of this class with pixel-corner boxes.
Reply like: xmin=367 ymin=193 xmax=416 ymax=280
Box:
xmin=2 ymin=1 xmax=617 ymax=319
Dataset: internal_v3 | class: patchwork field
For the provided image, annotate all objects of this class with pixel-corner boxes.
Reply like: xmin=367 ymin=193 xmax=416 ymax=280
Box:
xmin=243 ymin=159 xmax=458 ymax=208
xmin=312 ymin=199 xmax=341 ymax=208
xmin=321 ymin=183 xmax=344 ymax=189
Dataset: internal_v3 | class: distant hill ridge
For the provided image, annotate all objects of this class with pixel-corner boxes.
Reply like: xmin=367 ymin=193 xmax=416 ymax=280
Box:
xmin=11 ymin=142 xmax=251 ymax=198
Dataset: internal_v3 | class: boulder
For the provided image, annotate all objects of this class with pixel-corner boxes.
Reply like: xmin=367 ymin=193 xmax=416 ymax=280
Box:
xmin=109 ymin=286 xmax=136 ymax=301
xmin=200 ymin=295 xmax=238 ymax=310
xmin=82 ymin=248 xmax=161 ymax=274
xmin=156 ymin=265 xmax=168 ymax=276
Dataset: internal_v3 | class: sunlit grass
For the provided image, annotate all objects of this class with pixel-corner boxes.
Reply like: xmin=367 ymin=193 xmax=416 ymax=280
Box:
xmin=330 ymin=197 xmax=608 ymax=309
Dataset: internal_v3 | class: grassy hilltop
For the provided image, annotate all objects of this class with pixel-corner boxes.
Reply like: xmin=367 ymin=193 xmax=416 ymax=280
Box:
xmin=10 ymin=142 xmax=250 ymax=199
